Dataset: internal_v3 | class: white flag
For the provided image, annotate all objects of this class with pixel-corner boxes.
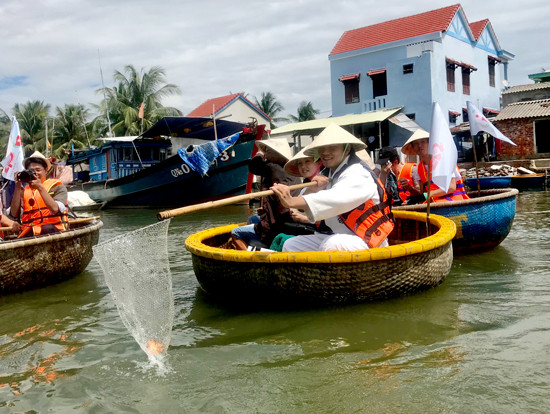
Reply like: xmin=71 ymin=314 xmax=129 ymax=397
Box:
xmin=467 ymin=101 xmax=516 ymax=146
xmin=1 ymin=117 xmax=25 ymax=181
xmin=429 ymin=102 xmax=458 ymax=193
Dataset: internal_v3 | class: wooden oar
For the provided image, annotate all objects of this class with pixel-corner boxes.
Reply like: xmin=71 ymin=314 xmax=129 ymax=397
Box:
xmin=69 ymin=216 xmax=101 ymax=225
xmin=158 ymin=181 xmax=318 ymax=220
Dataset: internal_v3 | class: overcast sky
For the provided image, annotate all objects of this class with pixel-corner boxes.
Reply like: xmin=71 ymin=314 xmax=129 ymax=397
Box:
xmin=0 ymin=0 xmax=548 ymax=122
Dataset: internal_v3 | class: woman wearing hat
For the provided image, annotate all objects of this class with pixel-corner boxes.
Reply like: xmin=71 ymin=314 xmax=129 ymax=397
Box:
xmin=230 ymin=138 xmax=300 ymax=250
xmin=10 ymin=151 xmax=68 ymax=238
xmin=401 ymin=129 xmax=468 ymax=202
xmin=271 ymin=123 xmax=394 ymax=252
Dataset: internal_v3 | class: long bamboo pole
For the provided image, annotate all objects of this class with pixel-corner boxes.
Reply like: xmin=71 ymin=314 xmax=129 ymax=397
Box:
xmin=158 ymin=181 xmax=318 ymax=220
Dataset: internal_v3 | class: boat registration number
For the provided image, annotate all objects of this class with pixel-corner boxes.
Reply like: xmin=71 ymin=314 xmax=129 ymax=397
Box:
xmin=170 ymin=151 xmax=231 ymax=177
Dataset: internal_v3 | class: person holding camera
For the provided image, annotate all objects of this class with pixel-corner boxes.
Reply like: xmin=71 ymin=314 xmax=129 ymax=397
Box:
xmin=9 ymin=151 xmax=68 ymax=238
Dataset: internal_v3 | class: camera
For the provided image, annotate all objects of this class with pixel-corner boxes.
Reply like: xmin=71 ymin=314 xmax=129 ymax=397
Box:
xmin=17 ymin=169 xmax=37 ymax=183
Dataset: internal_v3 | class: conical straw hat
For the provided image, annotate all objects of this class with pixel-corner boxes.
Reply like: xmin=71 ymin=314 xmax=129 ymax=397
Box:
xmin=284 ymin=146 xmax=317 ymax=177
xmin=255 ymin=138 xmax=293 ymax=161
xmin=304 ymin=123 xmax=366 ymax=157
xmin=23 ymin=151 xmax=51 ymax=171
xmin=401 ymin=129 xmax=430 ymax=156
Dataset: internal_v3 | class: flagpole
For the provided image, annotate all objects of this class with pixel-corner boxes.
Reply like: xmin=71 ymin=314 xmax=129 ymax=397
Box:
xmin=426 ymin=155 xmax=432 ymax=236
xmin=470 ymin=131 xmax=481 ymax=197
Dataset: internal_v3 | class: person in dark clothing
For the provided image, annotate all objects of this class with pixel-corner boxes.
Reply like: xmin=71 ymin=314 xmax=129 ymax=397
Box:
xmin=231 ymin=138 xmax=300 ymax=250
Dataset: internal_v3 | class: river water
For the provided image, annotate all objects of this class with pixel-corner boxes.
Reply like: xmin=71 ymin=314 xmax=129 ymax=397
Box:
xmin=1 ymin=191 xmax=549 ymax=413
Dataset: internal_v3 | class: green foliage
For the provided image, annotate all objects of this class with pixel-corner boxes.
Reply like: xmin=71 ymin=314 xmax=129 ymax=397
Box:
xmin=94 ymin=65 xmax=183 ymax=137
xmin=253 ymin=92 xmax=286 ymax=129
xmin=288 ymin=101 xmax=320 ymax=123
xmin=12 ymin=100 xmax=51 ymax=152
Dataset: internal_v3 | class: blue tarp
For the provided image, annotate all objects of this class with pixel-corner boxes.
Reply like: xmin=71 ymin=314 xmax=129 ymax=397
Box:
xmin=177 ymin=133 xmax=241 ymax=176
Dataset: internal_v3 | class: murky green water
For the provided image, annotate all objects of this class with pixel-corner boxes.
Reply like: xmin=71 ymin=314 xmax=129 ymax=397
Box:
xmin=1 ymin=192 xmax=549 ymax=413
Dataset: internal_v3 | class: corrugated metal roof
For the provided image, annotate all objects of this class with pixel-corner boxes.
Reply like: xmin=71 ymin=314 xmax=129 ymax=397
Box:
xmin=388 ymin=112 xmax=421 ymax=132
xmin=502 ymin=82 xmax=550 ymax=94
xmin=270 ymin=107 xmax=403 ymax=136
xmin=495 ymin=99 xmax=550 ymax=121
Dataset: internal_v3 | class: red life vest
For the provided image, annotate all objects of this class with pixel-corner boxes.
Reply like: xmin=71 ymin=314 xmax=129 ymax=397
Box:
xmin=339 ymin=167 xmax=394 ymax=248
xmin=417 ymin=162 xmax=469 ymax=202
xmin=397 ymin=162 xmax=415 ymax=203
xmin=18 ymin=179 xmax=68 ymax=238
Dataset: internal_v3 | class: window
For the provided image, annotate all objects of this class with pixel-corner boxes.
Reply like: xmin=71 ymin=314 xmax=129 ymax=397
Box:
xmin=488 ymin=59 xmax=496 ymax=87
xmin=462 ymin=108 xmax=468 ymax=123
xmin=462 ymin=68 xmax=470 ymax=95
xmin=339 ymin=73 xmax=360 ymax=104
xmin=367 ymin=70 xmax=387 ymax=98
xmin=446 ymin=59 xmax=457 ymax=92
xmin=535 ymin=120 xmax=550 ymax=153
xmin=405 ymin=113 xmax=416 ymax=120
xmin=449 ymin=110 xmax=460 ymax=124
xmin=403 ymin=64 xmax=414 ymax=74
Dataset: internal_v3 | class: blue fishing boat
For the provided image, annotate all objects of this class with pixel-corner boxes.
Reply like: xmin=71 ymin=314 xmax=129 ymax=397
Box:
xmin=67 ymin=117 xmax=263 ymax=207
xmin=394 ymin=188 xmax=518 ymax=253
xmin=510 ymin=173 xmax=547 ymax=190
xmin=465 ymin=176 xmax=512 ymax=190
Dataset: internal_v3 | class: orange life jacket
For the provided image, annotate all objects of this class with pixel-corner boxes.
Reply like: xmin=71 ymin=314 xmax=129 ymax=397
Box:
xmin=18 ymin=179 xmax=68 ymax=238
xmin=338 ymin=164 xmax=394 ymax=248
xmin=417 ymin=162 xmax=469 ymax=202
xmin=397 ymin=162 xmax=415 ymax=203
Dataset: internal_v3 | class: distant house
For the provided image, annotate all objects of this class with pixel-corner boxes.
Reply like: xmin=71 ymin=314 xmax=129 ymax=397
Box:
xmin=187 ymin=93 xmax=270 ymax=129
xmin=329 ymin=4 xmax=514 ymax=145
xmin=494 ymin=73 xmax=550 ymax=158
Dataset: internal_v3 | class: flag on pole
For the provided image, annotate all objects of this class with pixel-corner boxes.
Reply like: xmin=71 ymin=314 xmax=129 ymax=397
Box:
xmin=46 ymin=137 xmax=51 ymax=149
xmin=138 ymin=102 xmax=145 ymax=119
xmin=429 ymin=102 xmax=458 ymax=193
xmin=466 ymin=101 xmax=516 ymax=146
xmin=1 ymin=116 xmax=25 ymax=181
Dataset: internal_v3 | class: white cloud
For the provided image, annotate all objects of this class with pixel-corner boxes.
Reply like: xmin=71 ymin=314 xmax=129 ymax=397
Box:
xmin=1 ymin=0 xmax=548 ymax=122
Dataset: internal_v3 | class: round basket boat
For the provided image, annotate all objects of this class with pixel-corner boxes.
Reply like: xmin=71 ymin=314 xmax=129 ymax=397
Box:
xmin=0 ymin=220 xmax=103 ymax=296
xmin=185 ymin=211 xmax=456 ymax=307
xmin=394 ymin=188 xmax=518 ymax=253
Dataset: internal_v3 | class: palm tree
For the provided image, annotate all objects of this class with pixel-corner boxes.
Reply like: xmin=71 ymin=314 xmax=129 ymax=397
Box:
xmin=253 ymin=92 xmax=286 ymax=129
xmin=94 ymin=65 xmax=183 ymax=137
xmin=12 ymin=100 xmax=51 ymax=153
xmin=52 ymin=104 xmax=94 ymax=159
xmin=288 ymin=101 xmax=320 ymax=123
xmin=0 ymin=109 xmax=11 ymax=156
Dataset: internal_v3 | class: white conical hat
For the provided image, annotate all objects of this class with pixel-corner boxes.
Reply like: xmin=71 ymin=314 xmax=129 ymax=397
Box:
xmin=304 ymin=123 xmax=367 ymax=157
xmin=23 ymin=151 xmax=51 ymax=171
xmin=401 ymin=129 xmax=430 ymax=155
xmin=284 ymin=145 xmax=319 ymax=177
xmin=255 ymin=138 xmax=293 ymax=161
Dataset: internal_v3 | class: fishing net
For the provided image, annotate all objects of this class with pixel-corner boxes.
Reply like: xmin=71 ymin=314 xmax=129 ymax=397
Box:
xmin=93 ymin=220 xmax=174 ymax=362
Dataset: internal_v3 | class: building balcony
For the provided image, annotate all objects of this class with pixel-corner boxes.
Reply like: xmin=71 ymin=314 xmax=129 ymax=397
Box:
xmin=364 ymin=96 xmax=387 ymax=112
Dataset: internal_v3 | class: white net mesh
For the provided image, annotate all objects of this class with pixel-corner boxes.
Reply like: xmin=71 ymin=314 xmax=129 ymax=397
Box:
xmin=93 ymin=219 xmax=174 ymax=361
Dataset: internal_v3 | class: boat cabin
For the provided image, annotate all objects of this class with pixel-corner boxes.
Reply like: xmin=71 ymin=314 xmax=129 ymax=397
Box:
xmin=67 ymin=137 xmax=172 ymax=183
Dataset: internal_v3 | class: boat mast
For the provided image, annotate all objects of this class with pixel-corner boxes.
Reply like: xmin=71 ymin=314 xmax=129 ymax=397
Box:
xmin=98 ymin=49 xmax=113 ymax=138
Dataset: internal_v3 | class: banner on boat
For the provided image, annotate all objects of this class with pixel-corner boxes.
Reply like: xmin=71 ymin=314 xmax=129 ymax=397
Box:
xmin=1 ymin=117 xmax=24 ymax=181
xmin=429 ymin=102 xmax=458 ymax=193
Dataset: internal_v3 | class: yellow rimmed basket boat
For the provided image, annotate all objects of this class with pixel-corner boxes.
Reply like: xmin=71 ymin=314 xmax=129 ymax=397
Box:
xmin=185 ymin=211 xmax=456 ymax=307
xmin=0 ymin=219 xmax=103 ymax=296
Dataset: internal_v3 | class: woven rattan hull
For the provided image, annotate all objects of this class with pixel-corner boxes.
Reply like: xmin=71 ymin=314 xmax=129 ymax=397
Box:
xmin=394 ymin=188 xmax=518 ymax=253
xmin=0 ymin=221 xmax=103 ymax=295
xmin=186 ymin=211 xmax=456 ymax=307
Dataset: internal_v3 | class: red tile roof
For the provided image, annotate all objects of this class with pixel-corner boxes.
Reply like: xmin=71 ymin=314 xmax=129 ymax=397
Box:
xmin=330 ymin=4 xmax=462 ymax=56
xmin=469 ymin=19 xmax=488 ymax=40
xmin=187 ymin=93 xmax=241 ymax=117
xmin=187 ymin=92 xmax=270 ymax=120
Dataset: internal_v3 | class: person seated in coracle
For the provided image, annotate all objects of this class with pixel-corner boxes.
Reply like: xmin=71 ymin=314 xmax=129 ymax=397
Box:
xmin=270 ymin=123 xmax=394 ymax=252
xmin=377 ymin=146 xmax=418 ymax=206
xmin=9 ymin=151 xmax=68 ymax=238
xmin=230 ymin=138 xmax=300 ymax=250
xmin=401 ymin=129 xmax=469 ymax=203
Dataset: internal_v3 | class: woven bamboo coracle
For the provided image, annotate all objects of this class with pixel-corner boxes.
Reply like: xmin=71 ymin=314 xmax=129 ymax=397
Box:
xmin=0 ymin=220 xmax=103 ymax=295
xmin=185 ymin=211 xmax=456 ymax=307
xmin=395 ymin=188 xmax=518 ymax=253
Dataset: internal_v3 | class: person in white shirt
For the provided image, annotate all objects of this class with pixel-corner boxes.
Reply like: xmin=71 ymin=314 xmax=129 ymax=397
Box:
xmin=271 ymin=123 xmax=394 ymax=252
